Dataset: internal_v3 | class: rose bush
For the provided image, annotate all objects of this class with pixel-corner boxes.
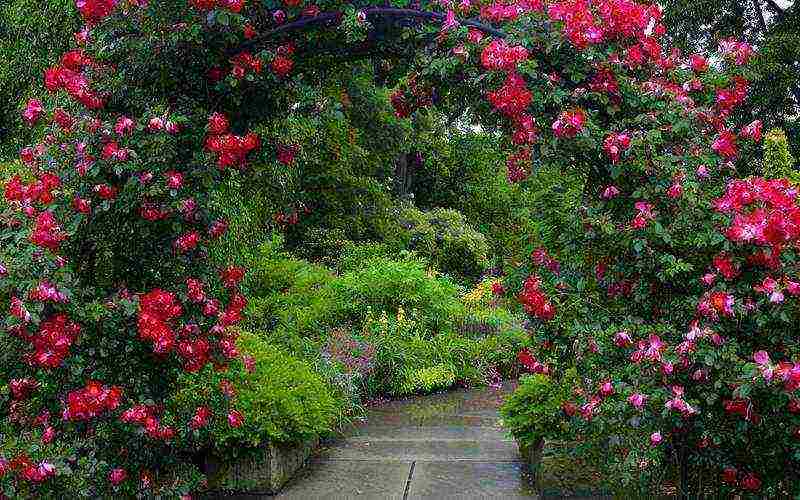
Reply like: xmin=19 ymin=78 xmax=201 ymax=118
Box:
xmin=1 ymin=0 xmax=797 ymax=496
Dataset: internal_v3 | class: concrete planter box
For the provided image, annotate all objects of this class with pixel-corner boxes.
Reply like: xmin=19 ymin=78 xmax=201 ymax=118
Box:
xmin=201 ymin=436 xmax=319 ymax=497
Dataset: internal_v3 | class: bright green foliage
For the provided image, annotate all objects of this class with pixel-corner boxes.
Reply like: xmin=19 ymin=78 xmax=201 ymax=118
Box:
xmin=763 ymin=128 xmax=796 ymax=180
xmin=171 ymin=331 xmax=345 ymax=449
xmin=500 ymin=370 xmax=578 ymax=448
xmin=336 ymin=240 xmax=406 ymax=272
xmin=394 ymin=206 xmax=490 ymax=282
xmin=398 ymin=364 xmax=457 ymax=395
xmin=326 ymin=256 xmax=463 ymax=328
xmin=0 ymin=0 xmax=79 ymax=158
xmin=363 ymin=306 xmax=529 ymax=396
xmin=245 ymin=246 xmax=465 ymax=338
xmin=241 ymin=245 xmax=530 ymax=399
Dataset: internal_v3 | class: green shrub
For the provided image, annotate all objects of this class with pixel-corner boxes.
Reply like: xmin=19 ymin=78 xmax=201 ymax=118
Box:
xmin=397 ymin=364 xmax=457 ymax=395
xmin=333 ymin=256 xmax=464 ymax=327
xmin=245 ymin=252 xmax=337 ymax=334
xmin=392 ymin=206 xmax=490 ymax=282
xmin=361 ymin=306 xmax=526 ymax=396
xmin=500 ymin=370 xmax=577 ymax=448
xmin=336 ymin=240 xmax=406 ymax=272
xmin=171 ymin=331 xmax=345 ymax=452
xmin=763 ymin=128 xmax=796 ymax=181
xmin=207 ymin=173 xmax=279 ymax=273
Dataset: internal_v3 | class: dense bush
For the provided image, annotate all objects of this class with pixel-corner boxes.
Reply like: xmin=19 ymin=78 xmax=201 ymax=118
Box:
xmin=394 ymin=206 xmax=490 ymax=282
xmin=170 ymin=330 xmax=345 ymax=450
xmin=500 ymin=371 xmax=577 ymax=448
xmin=242 ymin=247 xmax=530 ymax=400
xmin=763 ymin=128 xmax=796 ymax=181
xmin=488 ymin=21 xmax=800 ymax=496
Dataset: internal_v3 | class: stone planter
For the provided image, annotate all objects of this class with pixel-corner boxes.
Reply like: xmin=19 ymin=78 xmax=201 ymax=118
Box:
xmin=518 ymin=437 xmax=545 ymax=482
xmin=201 ymin=436 xmax=319 ymax=497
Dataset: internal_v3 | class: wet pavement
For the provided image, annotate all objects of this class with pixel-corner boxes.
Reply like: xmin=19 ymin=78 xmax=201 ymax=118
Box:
xmin=276 ymin=381 xmax=608 ymax=499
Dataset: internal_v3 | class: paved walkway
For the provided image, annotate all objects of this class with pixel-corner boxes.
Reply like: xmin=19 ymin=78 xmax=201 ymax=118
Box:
xmin=277 ymin=381 xmax=544 ymax=499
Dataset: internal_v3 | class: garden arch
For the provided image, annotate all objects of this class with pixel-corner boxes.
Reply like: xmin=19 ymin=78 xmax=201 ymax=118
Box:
xmin=3 ymin=0 xmax=798 ymax=496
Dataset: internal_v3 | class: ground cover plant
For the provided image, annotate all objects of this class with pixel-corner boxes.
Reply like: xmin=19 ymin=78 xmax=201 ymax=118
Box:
xmin=1 ymin=0 xmax=799 ymax=498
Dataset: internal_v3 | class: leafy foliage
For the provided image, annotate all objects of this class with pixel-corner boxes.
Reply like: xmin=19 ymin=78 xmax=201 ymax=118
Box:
xmin=0 ymin=0 xmax=79 ymax=158
xmin=170 ymin=331 xmax=345 ymax=449
xmin=500 ymin=371 xmax=576 ymax=447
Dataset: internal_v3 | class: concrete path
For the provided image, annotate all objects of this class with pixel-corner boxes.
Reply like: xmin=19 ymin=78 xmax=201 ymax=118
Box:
xmin=276 ymin=381 xmax=551 ymax=499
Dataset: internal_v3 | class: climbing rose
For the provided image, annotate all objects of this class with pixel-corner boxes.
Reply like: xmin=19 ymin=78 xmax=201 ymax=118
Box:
xmin=741 ymin=472 xmax=761 ymax=491
xmin=227 ymin=410 xmax=244 ymax=428
xmin=650 ymin=431 xmax=663 ymax=446
xmin=75 ymin=0 xmax=117 ymax=25
xmin=601 ymin=185 xmax=620 ymax=199
xmin=719 ymin=38 xmax=754 ymax=65
xmin=712 ymin=130 xmax=738 ymax=159
xmin=518 ymin=275 xmax=555 ymax=320
xmin=220 ymin=265 xmax=245 ymax=288
xmin=190 ymin=406 xmax=212 ymax=429
xmin=486 ymin=72 xmax=531 ymax=118
xmin=628 ymin=392 xmax=647 ymax=409
xmin=207 ymin=112 xmax=229 ymax=135
xmin=689 ymin=54 xmax=708 ymax=72
xmin=721 ymin=467 xmax=737 ymax=485
xmin=22 ymin=99 xmax=44 ymax=125
xmin=137 ymin=289 xmax=182 ymax=355
xmin=480 ymin=39 xmax=528 ymax=71
xmin=552 ymin=109 xmax=586 ymax=138
xmin=602 ymin=132 xmax=631 ymax=163
xmin=63 ymin=380 xmax=123 ymax=421
xmin=165 ymin=170 xmax=184 ymax=190
xmin=740 ymin=120 xmax=763 ymax=142
xmin=271 ymin=56 xmax=293 ymax=77
xmin=108 ymin=468 xmax=127 ymax=486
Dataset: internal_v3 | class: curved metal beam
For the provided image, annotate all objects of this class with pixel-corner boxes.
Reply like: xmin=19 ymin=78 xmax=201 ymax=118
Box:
xmin=228 ymin=7 xmax=505 ymax=55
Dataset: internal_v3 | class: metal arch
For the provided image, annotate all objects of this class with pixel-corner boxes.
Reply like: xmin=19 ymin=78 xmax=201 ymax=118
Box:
xmin=227 ymin=7 xmax=506 ymax=55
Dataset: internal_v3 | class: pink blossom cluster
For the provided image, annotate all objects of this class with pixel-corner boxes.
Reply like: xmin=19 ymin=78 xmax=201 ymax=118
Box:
xmin=1 ymin=456 xmax=55 ymax=484
xmin=479 ymin=0 xmax=543 ymax=22
xmin=190 ymin=0 xmax=245 ymax=13
xmin=230 ymin=51 xmax=263 ymax=79
xmin=204 ymin=113 xmax=261 ymax=169
xmin=76 ymin=0 xmax=117 ymax=25
xmin=4 ymin=172 xmax=60 ymax=206
xmin=718 ymin=38 xmax=755 ymax=66
xmin=63 ymin=380 xmax=123 ymax=421
xmin=487 ymin=72 xmax=532 ymax=118
xmin=480 ymin=39 xmax=528 ymax=71
xmin=517 ymin=349 xmax=549 ymax=374
xmin=44 ymin=51 xmax=104 ymax=109
xmin=547 ymin=0 xmax=660 ymax=49
xmin=552 ymin=109 xmax=586 ymax=138
xmin=25 ymin=315 xmax=80 ymax=368
xmin=120 ymin=405 xmax=176 ymax=440
xmin=518 ymin=275 xmax=555 ymax=320
xmin=137 ymin=289 xmax=184 ymax=355
xmin=602 ymin=132 xmax=631 ymax=164
xmin=714 ymin=177 xmax=800 ymax=253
